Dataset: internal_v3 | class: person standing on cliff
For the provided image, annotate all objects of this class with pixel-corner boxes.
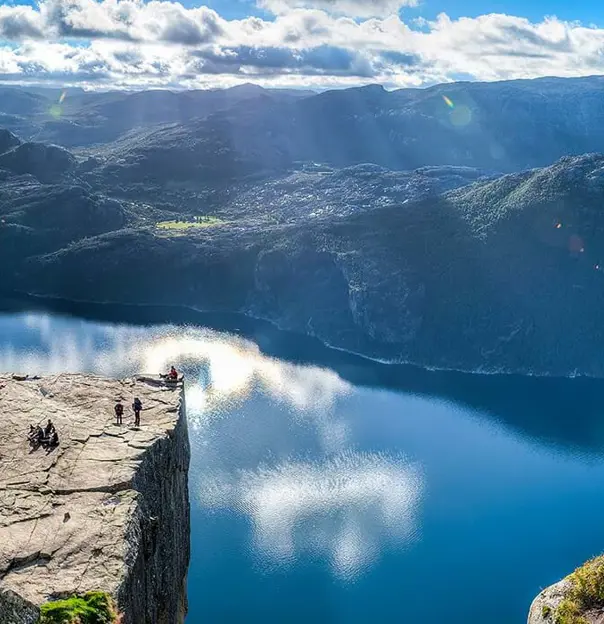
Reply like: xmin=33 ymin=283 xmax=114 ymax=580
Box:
xmin=114 ymin=401 xmax=124 ymax=426
xmin=132 ymin=397 xmax=142 ymax=428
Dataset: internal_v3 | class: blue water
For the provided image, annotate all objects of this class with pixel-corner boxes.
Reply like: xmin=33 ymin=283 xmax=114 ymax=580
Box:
xmin=3 ymin=299 xmax=604 ymax=623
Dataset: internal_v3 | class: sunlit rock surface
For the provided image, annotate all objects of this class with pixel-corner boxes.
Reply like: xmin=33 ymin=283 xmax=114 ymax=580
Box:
xmin=527 ymin=580 xmax=572 ymax=624
xmin=0 ymin=373 xmax=190 ymax=624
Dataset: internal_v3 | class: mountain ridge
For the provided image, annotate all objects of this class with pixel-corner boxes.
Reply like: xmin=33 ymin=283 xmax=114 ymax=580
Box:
xmin=1 ymin=75 xmax=604 ymax=173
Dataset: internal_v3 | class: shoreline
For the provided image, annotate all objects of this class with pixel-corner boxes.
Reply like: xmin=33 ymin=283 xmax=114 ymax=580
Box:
xmin=1 ymin=288 xmax=601 ymax=382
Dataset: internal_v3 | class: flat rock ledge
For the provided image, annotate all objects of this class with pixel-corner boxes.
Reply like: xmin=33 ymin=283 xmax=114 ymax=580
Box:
xmin=0 ymin=373 xmax=190 ymax=624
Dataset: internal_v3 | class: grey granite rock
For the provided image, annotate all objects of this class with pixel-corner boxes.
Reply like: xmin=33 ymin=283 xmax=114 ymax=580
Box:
xmin=0 ymin=373 xmax=190 ymax=624
xmin=527 ymin=579 xmax=572 ymax=624
xmin=0 ymin=589 xmax=39 ymax=624
xmin=528 ymin=578 xmax=604 ymax=624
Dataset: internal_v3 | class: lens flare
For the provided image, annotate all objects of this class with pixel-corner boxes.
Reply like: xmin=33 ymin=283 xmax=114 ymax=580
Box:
xmin=443 ymin=95 xmax=454 ymax=109
xmin=450 ymin=105 xmax=472 ymax=127
xmin=49 ymin=91 xmax=67 ymax=118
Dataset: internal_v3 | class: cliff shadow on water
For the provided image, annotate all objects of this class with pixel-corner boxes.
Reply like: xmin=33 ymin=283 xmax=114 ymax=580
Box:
xmin=2 ymin=293 xmax=604 ymax=456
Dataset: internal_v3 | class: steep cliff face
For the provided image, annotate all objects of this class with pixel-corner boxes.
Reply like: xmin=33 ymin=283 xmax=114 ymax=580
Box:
xmin=0 ymin=373 xmax=190 ymax=624
xmin=119 ymin=378 xmax=190 ymax=624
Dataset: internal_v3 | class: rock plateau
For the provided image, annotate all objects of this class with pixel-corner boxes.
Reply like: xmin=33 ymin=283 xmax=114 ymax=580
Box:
xmin=0 ymin=373 xmax=190 ymax=624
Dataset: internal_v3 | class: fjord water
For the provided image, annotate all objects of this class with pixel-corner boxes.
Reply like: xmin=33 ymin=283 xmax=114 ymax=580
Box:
xmin=3 ymin=302 xmax=604 ymax=623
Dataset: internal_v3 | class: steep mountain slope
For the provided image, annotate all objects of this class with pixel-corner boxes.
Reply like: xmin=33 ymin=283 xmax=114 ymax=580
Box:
xmin=11 ymin=153 xmax=604 ymax=375
xmin=0 ymin=175 xmax=126 ymax=265
xmin=0 ymin=132 xmax=127 ymax=266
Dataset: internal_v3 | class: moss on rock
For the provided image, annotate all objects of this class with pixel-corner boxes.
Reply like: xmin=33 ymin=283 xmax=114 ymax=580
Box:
xmin=39 ymin=591 xmax=118 ymax=624
xmin=547 ymin=557 xmax=604 ymax=624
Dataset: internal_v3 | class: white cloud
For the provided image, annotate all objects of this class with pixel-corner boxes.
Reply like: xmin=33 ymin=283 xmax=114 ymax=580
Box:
xmin=257 ymin=0 xmax=417 ymax=19
xmin=2 ymin=0 xmax=224 ymax=45
xmin=0 ymin=5 xmax=45 ymax=40
xmin=0 ymin=1 xmax=603 ymax=89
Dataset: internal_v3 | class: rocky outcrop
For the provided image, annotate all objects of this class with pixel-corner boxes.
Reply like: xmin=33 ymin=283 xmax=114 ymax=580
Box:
xmin=0 ymin=588 xmax=39 ymax=624
xmin=0 ymin=373 xmax=190 ymax=624
xmin=527 ymin=580 xmax=573 ymax=623
xmin=528 ymin=558 xmax=604 ymax=624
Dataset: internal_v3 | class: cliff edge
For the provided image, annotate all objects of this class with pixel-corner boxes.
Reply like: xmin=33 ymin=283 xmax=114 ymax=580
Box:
xmin=0 ymin=373 xmax=190 ymax=624
xmin=528 ymin=557 xmax=604 ymax=624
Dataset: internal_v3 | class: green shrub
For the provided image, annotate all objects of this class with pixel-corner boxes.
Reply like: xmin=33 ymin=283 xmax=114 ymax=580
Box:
xmin=39 ymin=591 xmax=117 ymax=624
xmin=552 ymin=598 xmax=587 ymax=624
xmin=547 ymin=556 xmax=604 ymax=624
xmin=570 ymin=556 xmax=604 ymax=608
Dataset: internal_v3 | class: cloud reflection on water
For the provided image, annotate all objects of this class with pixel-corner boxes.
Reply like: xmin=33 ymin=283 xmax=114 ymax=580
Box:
xmin=0 ymin=311 xmax=425 ymax=580
xmin=5 ymin=314 xmax=351 ymax=415
xmin=2 ymin=312 xmax=355 ymax=454
xmin=199 ymin=451 xmax=423 ymax=580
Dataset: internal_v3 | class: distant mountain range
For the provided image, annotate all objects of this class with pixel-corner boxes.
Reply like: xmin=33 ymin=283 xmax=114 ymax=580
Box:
xmin=0 ymin=83 xmax=313 ymax=148
xmin=3 ymin=76 xmax=604 ymax=173
xmin=4 ymin=76 xmax=604 ymax=374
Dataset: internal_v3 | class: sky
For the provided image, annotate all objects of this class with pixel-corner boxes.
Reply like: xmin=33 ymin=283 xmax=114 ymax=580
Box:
xmin=1 ymin=0 xmax=604 ymax=90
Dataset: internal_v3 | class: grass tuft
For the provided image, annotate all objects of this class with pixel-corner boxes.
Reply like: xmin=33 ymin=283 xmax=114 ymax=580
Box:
xmin=155 ymin=217 xmax=225 ymax=234
xmin=547 ymin=556 xmax=604 ymax=623
xmin=39 ymin=591 xmax=118 ymax=624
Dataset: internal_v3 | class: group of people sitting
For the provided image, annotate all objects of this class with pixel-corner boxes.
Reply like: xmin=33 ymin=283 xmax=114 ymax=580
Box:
xmin=27 ymin=419 xmax=59 ymax=450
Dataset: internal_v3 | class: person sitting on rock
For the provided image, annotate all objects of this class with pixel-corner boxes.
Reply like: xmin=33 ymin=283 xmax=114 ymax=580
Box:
xmin=132 ymin=397 xmax=142 ymax=428
xmin=49 ymin=430 xmax=59 ymax=447
xmin=44 ymin=419 xmax=55 ymax=437
xmin=161 ymin=366 xmax=179 ymax=381
xmin=27 ymin=425 xmax=44 ymax=450
xmin=28 ymin=424 xmax=42 ymax=448
xmin=114 ymin=401 xmax=124 ymax=425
